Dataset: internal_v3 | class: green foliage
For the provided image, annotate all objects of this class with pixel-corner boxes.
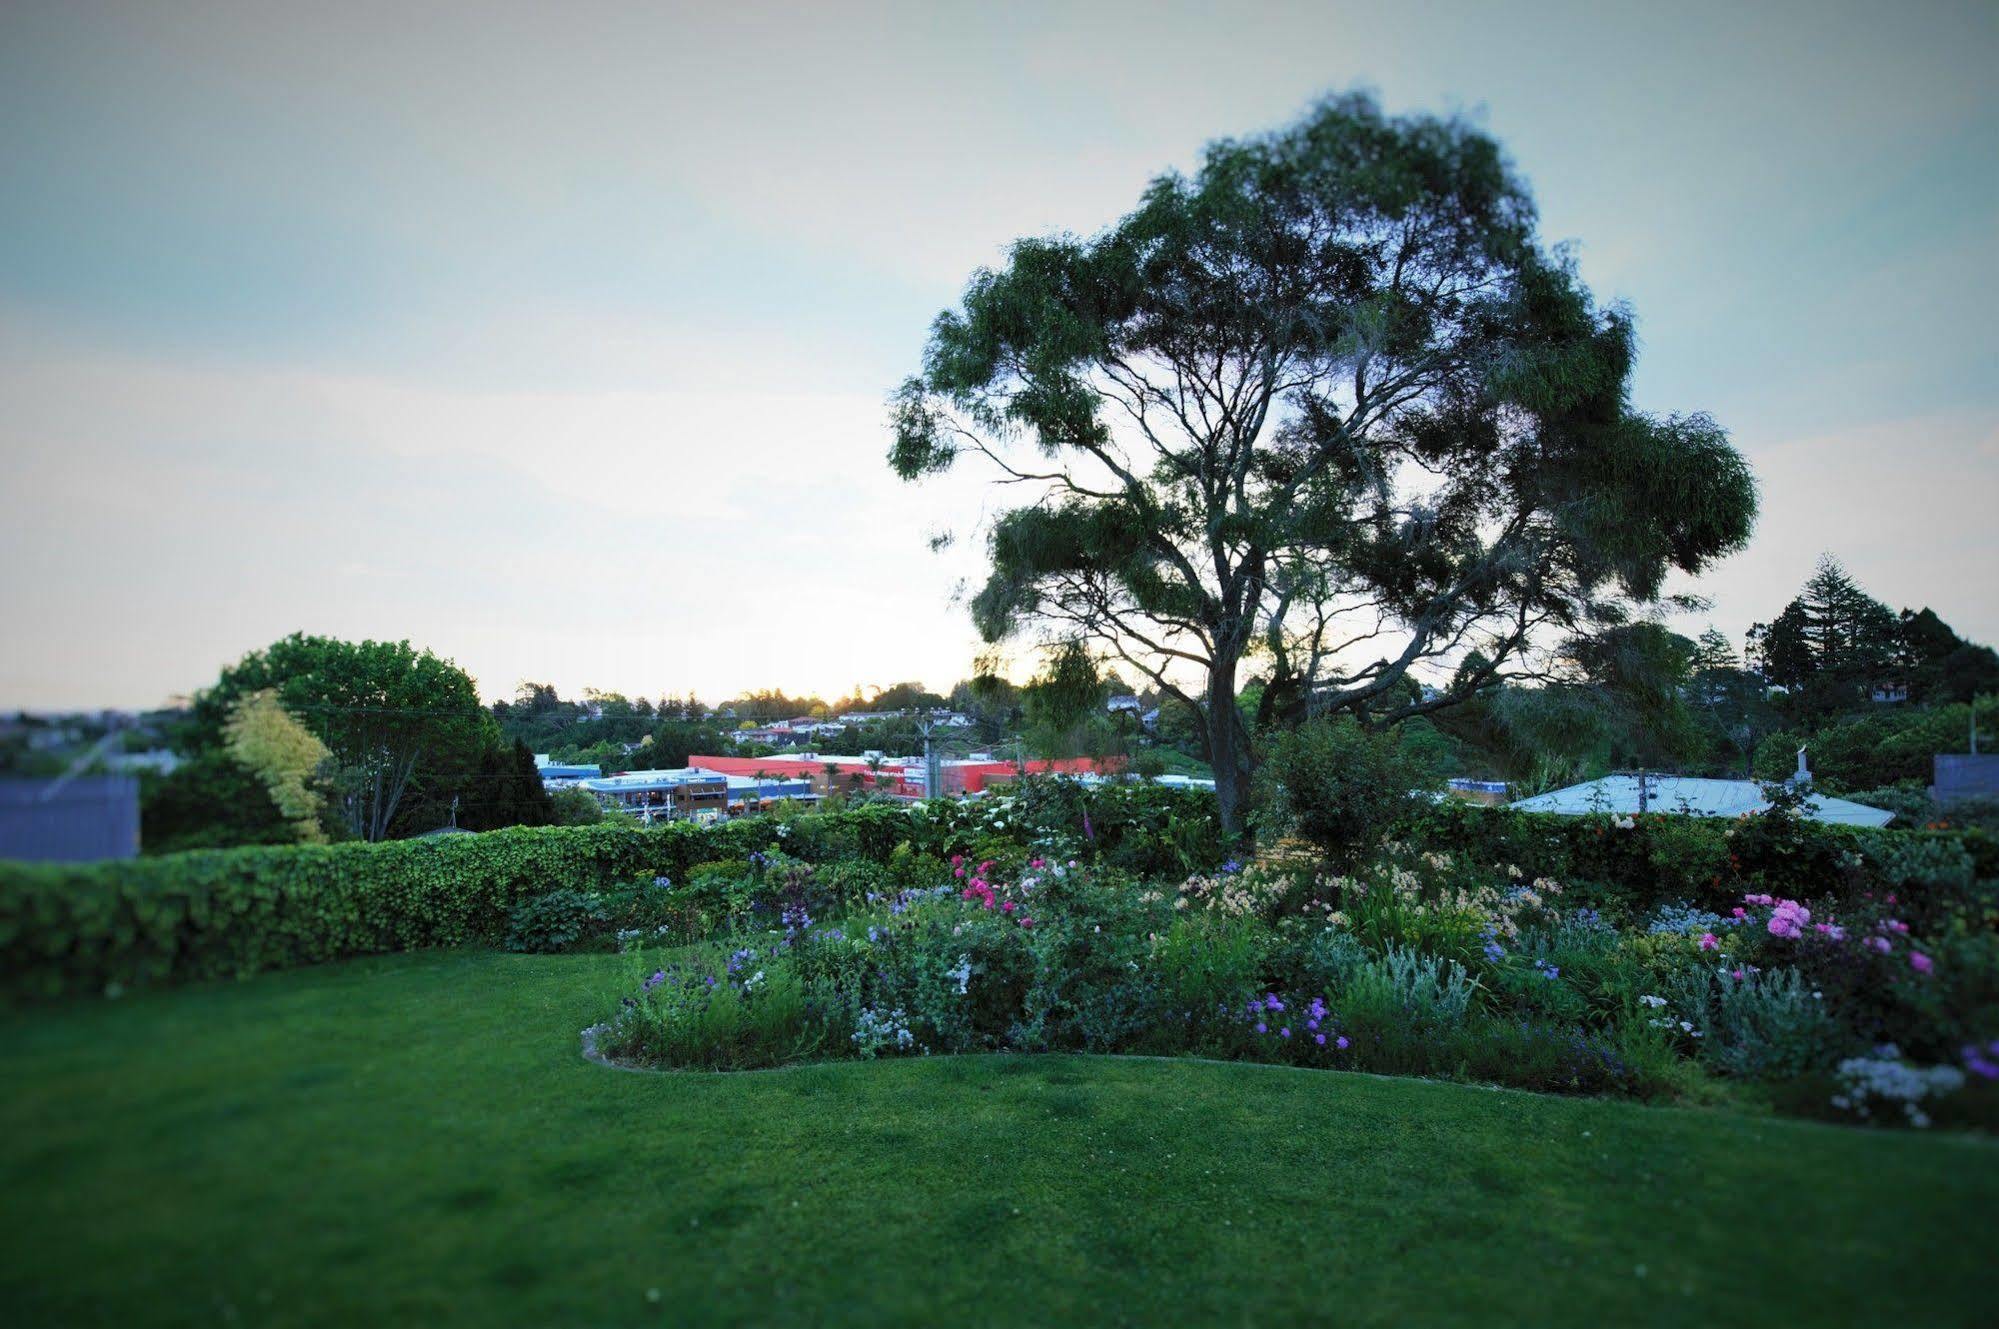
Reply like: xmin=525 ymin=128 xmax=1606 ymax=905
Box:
xmin=547 ymin=786 xmax=606 ymax=825
xmin=1754 ymin=697 xmax=1999 ymax=792
xmin=139 ymin=750 xmax=300 ymax=854
xmin=891 ymin=92 xmax=1754 ymax=832
xmin=1670 ymin=966 xmax=1847 ymax=1079
xmin=459 ymin=739 xmax=555 ymax=832
xmin=1263 ymin=716 xmax=1440 ymax=863
xmin=504 ymin=889 xmax=608 ymax=953
xmin=1 ymin=822 xmax=698 ymax=998
xmin=190 ymin=633 xmax=491 ymax=842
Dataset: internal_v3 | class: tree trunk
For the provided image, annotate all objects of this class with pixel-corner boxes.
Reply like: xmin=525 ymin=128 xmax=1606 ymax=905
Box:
xmin=1206 ymin=653 xmax=1250 ymax=838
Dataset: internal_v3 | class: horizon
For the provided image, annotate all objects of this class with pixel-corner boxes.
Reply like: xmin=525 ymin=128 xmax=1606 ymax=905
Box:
xmin=3 ymin=0 xmax=1994 ymax=711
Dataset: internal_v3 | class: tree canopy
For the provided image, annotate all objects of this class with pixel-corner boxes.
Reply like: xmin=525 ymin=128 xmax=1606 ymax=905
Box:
xmin=192 ymin=634 xmax=489 ymax=842
xmin=890 ymin=92 xmax=1756 ymax=827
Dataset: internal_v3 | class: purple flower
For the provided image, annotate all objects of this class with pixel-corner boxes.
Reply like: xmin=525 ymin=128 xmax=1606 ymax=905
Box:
xmin=1314 ymin=1033 xmax=1326 ymax=1046
xmin=1279 ymin=1027 xmax=1291 ymax=1039
xmin=1255 ymin=1022 xmax=1267 ymax=1034
xmin=1336 ymin=1036 xmax=1350 ymax=1050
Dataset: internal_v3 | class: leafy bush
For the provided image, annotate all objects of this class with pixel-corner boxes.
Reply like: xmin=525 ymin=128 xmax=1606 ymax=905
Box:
xmin=505 ymin=889 xmax=608 ymax=953
xmin=598 ymin=947 xmax=828 ymax=1071
xmin=1263 ymin=717 xmax=1439 ymax=864
xmin=1672 ymin=965 xmax=1847 ymax=1079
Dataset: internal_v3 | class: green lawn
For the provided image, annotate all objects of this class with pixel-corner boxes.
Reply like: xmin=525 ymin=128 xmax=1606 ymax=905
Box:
xmin=1 ymin=952 xmax=1992 ymax=1327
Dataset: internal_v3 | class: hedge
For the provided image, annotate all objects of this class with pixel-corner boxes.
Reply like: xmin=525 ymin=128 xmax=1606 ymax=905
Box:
xmin=0 ymin=807 xmax=921 ymax=1001
xmin=1407 ymin=800 xmax=1996 ymax=922
xmin=4 ymin=788 xmax=1986 ymax=1001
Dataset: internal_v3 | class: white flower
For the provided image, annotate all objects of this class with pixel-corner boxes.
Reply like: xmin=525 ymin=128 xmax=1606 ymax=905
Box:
xmin=1639 ymin=994 xmax=1667 ymax=1009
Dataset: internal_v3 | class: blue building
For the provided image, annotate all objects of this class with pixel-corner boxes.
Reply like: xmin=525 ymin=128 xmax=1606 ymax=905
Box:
xmin=0 ymin=775 xmax=140 ymax=861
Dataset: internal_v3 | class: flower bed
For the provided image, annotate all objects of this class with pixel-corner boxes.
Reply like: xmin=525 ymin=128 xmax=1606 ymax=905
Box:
xmin=590 ymin=837 xmax=1999 ymax=1129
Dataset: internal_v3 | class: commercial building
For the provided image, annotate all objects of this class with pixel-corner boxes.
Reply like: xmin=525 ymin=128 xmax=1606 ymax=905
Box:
xmin=577 ymin=767 xmax=818 ymax=823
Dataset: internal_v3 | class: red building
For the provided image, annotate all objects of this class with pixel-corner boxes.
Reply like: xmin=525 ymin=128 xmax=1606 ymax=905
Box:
xmin=688 ymin=753 xmax=1115 ymax=800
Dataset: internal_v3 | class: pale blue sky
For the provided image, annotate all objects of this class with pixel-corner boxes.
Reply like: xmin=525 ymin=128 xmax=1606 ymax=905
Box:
xmin=1 ymin=0 xmax=1993 ymax=708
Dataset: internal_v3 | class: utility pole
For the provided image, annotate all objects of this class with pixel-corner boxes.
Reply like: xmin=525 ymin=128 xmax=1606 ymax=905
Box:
xmin=920 ymin=715 xmax=941 ymax=803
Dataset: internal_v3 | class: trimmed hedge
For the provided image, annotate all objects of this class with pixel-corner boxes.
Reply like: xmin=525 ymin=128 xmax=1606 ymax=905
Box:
xmin=4 ymin=789 xmax=1987 ymax=1001
xmin=0 ymin=808 xmax=917 ymax=1000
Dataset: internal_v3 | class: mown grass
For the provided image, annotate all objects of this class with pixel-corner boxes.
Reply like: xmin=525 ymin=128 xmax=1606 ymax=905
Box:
xmin=0 ymin=950 xmax=1992 ymax=1327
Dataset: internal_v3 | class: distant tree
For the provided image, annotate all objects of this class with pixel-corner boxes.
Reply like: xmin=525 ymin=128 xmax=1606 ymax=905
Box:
xmin=1749 ymin=556 xmax=1903 ymax=712
xmin=547 ymin=786 xmax=605 ymax=826
xmin=890 ymin=92 xmax=1754 ymax=830
xmin=222 ymin=690 xmax=335 ymax=844
xmin=1938 ymin=643 xmax=1999 ymax=703
xmin=1021 ymin=641 xmax=1111 ymax=760
xmin=870 ymin=681 xmax=947 ymax=712
xmin=1689 ymin=626 xmax=1775 ymax=775
xmin=140 ymin=753 xmax=297 ymax=854
xmin=459 ymin=739 xmax=555 ymax=832
xmin=192 ymin=634 xmax=489 ymax=842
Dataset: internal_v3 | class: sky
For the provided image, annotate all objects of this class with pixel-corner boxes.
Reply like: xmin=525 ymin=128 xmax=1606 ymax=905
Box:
xmin=1 ymin=0 xmax=1993 ymax=710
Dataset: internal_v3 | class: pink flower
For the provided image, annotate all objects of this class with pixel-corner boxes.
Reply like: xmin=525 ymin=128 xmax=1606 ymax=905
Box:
xmin=1731 ymin=907 xmax=1747 ymax=919
xmin=1019 ymin=917 xmax=1034 ymax=928
xmin=1029 ymin=858 xmax=1045 ymax=869
xmin=1731 ymin=968 xmax=1745 ymax=980
xmin=1744 ymin=893 xmax=1775 ymax=907
xmin=950 ymin=855 xmax=963 ymax=867
xmin=1910 ymin=952 xmax=1934 ymax=974
xmin=1699 ymin=932 xmax=1719 ymax=951
xmin=1001 ymin=900 xmax=1016 ymax=913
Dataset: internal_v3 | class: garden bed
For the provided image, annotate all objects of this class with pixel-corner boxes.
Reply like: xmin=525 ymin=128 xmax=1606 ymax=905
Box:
xmin=581 ymin=817 xmax=1999 ymax=1132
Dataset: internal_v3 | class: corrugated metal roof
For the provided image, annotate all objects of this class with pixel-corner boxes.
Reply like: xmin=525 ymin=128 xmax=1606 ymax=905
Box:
xmin=1508 ymin=775 xmax=1894 ymax=828
xmin=0 ymin=775 xmax=141 ymax=861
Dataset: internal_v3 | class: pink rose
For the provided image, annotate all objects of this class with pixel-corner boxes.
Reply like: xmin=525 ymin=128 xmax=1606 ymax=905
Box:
xmin=1699 ymin=932 xmax=1719 ymax=951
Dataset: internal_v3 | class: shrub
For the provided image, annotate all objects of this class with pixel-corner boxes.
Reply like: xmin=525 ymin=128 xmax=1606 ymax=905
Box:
xmin=597 ymin=949 xmax=828 ymax=1071
xmin=1149 ymin=914 xmax=1270 ymax=1050
xmin=1263 ymin=717 xmax=1439 ymax=864
xmin=505 ymin=889 xmax=608 ymax=953
xmin=1458 ymin=1018 xmax=1634 ymax=1096
xmin=1672 ymin=965 xmax=1847 ymax=1079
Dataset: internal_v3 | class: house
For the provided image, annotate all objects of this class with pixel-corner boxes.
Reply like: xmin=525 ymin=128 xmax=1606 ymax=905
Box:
xmin=578 ymin=766 xmax=815 ymax=822
xmin=104 ymin=749 xmax=181 ymax=777
xmin=1508 ymin=774 xmax=1893 ymax=828
xmin=0 ymin=775 xmax=140 ymax=861
xmin=533 ymin=754 xmax=600 ymax=788
xmin=1931 ymin=754 xmax=1999 ymax=806
xmin=1446 ymin=778 xmax=1510 ymax=806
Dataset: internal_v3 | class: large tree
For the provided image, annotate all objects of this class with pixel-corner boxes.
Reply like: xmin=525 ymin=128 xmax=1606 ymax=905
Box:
xmin=191 ymin=634 xmax=489 ymax=842
xmin=889 ymin=93 xmax=1755 ymax=829
xmin=1748 ymin=555 xmax=1900 ymax=711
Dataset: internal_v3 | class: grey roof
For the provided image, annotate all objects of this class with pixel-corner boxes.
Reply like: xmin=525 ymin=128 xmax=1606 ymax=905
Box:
xmin=1933 ymin=754 xmax=1999 ymax=805
xmin=0 ymin=775 xmax=141 ymax=861
xmin=1508 ymin=775 xmax=1894 ymax=828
